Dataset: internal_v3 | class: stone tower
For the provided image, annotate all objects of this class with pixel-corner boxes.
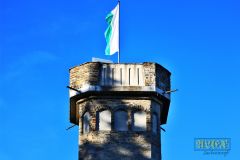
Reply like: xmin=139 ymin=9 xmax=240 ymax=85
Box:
xmin=69 ymin=62 xmax=171 ymax=160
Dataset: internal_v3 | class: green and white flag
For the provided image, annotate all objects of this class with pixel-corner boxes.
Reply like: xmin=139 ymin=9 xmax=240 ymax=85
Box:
xmin=105 ymin=3 xmax=119 ymax=56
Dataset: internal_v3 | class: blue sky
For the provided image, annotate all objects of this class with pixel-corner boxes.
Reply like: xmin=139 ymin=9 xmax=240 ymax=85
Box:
xmin=0 ymin=0 xmax=240 ymax=159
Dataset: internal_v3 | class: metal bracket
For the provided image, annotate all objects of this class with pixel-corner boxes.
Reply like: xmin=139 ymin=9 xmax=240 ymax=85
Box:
xmin=67 ymin=86 xmax=81 ymax=93
xmin=66 ymin=124 xmax=77 ymax=131
xmin=160 ymin=127 xmax=166 ymax=132
xmin=164 ymin=89 xmax=178 ymax=94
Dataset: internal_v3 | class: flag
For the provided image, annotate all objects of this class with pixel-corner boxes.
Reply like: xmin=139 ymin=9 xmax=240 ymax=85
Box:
xmin=104 ymin=3 xmax=119 ymax=56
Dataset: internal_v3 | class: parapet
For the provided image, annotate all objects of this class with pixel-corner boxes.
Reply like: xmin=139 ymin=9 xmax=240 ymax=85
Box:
xmin=69 ymin=62 xmax=171 ymax=99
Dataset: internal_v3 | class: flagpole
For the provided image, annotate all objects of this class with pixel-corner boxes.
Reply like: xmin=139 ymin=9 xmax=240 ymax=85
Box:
xmin=118 ymin=0 xmax=120 ymax=63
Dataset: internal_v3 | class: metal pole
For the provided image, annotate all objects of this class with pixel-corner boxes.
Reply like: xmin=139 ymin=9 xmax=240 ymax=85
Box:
xmin=118 ymin=0 xmax=120 ymax=63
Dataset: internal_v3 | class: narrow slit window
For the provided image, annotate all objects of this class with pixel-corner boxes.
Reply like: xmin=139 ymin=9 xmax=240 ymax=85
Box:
xmin=114 ymin=110 xmax=128 ymax=131
xmin=97 ymin=110 xmax=111 ymax=131
xmin=132 ymin=111 xmax=147 ymax=131
xmin=83 ymin=112 xmax=90 ymax=134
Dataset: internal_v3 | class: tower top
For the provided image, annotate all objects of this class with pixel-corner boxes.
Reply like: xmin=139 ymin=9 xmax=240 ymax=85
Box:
xmin=69 ymin=62 xmax=171 ymax=125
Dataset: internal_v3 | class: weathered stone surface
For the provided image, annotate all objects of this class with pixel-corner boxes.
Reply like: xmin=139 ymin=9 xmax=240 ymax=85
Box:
xmin=155 ymin=64 xmax=171 ymax=91
xmin=79 ymin=131 xmax=160 ymax=160
xmin=69 ymin=62 xmax=171 ymax=160
xmin=70 ymin=62 xmax=101 ymax=89
xmin=77 ymin=97 xmax=161 ymax=160
xmin=69 ymin=62 xmax=171 ymax=92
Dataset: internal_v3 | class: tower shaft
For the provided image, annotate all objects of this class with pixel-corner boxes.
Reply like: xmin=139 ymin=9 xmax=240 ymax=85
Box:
xmin=69 ymin=62 xmax=171 ymax=160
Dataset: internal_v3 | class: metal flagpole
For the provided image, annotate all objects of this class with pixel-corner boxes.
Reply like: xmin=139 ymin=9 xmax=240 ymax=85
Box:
xmin=118 ymin=0 xmax=120 ymax=63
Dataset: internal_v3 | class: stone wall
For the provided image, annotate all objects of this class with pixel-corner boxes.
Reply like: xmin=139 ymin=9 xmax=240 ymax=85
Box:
xmin=143 ymin=63 xmax=156 ymax=86
xmin=79 ymin=132 xmax=159 ymax=160
xmin=77 ymin=97 xmax=161 ymax=160
xmin=155 ymin=64 xmax=171 ymax=91
xmin=70 ymin=62 xmax=101 ymax=89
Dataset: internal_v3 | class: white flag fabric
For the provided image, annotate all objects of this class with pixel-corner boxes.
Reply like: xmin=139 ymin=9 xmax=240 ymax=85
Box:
xmin=104 ymin=3 xmax=119 ymax=55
